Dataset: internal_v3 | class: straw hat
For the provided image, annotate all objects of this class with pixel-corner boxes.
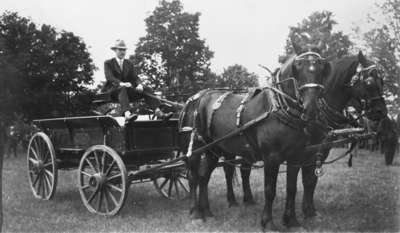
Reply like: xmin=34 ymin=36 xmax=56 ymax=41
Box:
xmin=111 ymin=39 xmax=127 ymax=50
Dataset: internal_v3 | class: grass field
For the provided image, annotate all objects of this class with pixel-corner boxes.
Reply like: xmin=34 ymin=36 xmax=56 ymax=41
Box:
xmin=3 ymin=148 xmax=400 ymax=232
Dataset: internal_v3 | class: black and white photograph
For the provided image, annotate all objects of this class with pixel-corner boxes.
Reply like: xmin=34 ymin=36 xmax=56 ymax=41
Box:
xmin=0 ymin=0 xmax=399 ymax=232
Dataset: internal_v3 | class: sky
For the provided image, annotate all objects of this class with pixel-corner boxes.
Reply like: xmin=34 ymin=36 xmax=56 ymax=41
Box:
xmin=0 ymin=0 xmax=383 ymax=86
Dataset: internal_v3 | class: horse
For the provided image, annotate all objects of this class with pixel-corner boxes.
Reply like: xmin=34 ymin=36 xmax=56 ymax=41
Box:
xmin=179 ymin=45 xmax=330 ymax=230
xmin=282 ymin=51 xmax=388 ymax=227
xmin=220 ymin=51 xmax=388 ymax=228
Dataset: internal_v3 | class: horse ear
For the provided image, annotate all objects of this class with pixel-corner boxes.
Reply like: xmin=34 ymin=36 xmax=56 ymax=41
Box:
xmin=290 ymin=37 xmax=302 ymax=55
xmin=358 ymin=50 xmax=367 ymax=66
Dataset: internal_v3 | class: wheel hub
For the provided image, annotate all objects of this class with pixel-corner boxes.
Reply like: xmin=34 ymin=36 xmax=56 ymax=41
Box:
xmin=32 ymin=160 xmax=44 ymax=174
xmin=89 ymin=173 xmax=106 ymax=188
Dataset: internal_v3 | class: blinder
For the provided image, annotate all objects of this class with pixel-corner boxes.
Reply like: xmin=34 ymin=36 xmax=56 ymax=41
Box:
xmin=347 ymin=63 xmax=385 ymax=111
xmin=293 ymin=51 xmax=326 ymax=96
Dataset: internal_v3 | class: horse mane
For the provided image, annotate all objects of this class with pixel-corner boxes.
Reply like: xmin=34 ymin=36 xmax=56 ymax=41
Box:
xmin=325 ymin=55 xmax=362 ymax=92
xmin=278 ymin=55 xmax=296 ymax=79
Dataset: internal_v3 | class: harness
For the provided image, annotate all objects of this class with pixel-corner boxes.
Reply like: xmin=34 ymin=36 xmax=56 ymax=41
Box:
xmin=182 ymin=51 xmax=328 ymax=169
xmin=348 ymin=64 xmax=385 ymax=109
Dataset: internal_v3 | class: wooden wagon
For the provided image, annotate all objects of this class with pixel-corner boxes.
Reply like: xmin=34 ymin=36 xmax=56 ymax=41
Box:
xmin=27 ymin=115 xmax=189 ymax=216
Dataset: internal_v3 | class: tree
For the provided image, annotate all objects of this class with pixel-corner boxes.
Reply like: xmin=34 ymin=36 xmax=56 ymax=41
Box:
xmin=281 ymin=11 xmax=353 ymax=62
xmin=0 ymin=11 xmax=96 ymax=119
xmin=216 ymin=64 xmax=259 ymax=90
xmin=132 ymin=0 xmax=214 ymax=98
xmin=361 ymin=0 xmax=400 ymax=114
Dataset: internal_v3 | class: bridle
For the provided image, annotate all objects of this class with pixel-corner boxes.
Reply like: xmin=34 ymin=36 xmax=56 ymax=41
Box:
xmin=276 ymin=51 xmax=326 ymax=102
xmin=347 ymin=64 xmax=385 ymax=111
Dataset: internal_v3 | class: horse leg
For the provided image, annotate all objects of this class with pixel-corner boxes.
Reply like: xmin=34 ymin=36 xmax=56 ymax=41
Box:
xmin=283 ymin=166 xmax=301 ymax=227
xmin=301 ymin=165 xmax=318 ymax=218
xmin=203 ymin=153 xmax=218 ymax=217
xmin=260 ymin=157 xmax=280 ymax=231
xmin=197 ymin=153 xmax=218 ymax=220
xmin=223 ymin=163 xmax=239 ymax=207
xmin=187 ymin=155 xmax=201 ymax=219
xmin=241 ymin=162 xmax=255 ymax=205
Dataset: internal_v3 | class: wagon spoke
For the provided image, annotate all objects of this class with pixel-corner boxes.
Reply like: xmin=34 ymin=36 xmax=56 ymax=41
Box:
xmin=105 ymin=160 xmax=116 ymax=176
xmin=81 ymin=184 xmax=91 ymax=191
xmin=42 ymin=174 xmax=48 ymax=196
xmin=159 ymin=177 xmax=169 ymax=189
xmin=106 ymin=183 xmax=122 ymax=193
xmin=107 ymin=174 xmax=122 ymax=182
xmin=177 ymin=178 xmax=189 ymax=193
xmin=103 ymin=187 xmax=110 ymax=213
xmin=44 ymin=169 xmax=54 ymax=179
xmin=106 ymin=188 xmax=119 ymax=207
xmin=43 ymin=171 xmax=52 ymax=188
xmin=32 ymin=173 xmax=40 ymax=187
xmin=85 ymin=158 xmax=97 ymax=173
xmin=29 ymin=157 xmax=38 ymax=164
xmin=97 ymin=189 xmax=103 ymax=212
xmin=33 ymin=139 xmax=42 ymax=160
xmin=87 ymin=188 xmax=99 ymax=204
xmin=101 ymin=152 xmax=106 ymax=174
xmin=29 ymin=147 xmax=39 ymax=160
xmin=174 ymin=179 xmax=180 ymax=199
xmin=36 ymin=174 xmax=42 ymax=196
xmin=43 ymin=162 xmax=53 ymax=168
xmin=168 ymin=179 xmax=173 ymax=197
xmin=94 ymin=151 xmax=101 ymax=173
xmin=81 ymin=170 xmax=93 ymax=177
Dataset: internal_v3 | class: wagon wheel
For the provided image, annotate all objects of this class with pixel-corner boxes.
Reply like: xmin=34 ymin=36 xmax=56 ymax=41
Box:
xmin=78 ymin=145 xmax=127 ymax=216
xmin=153 ymin=153 xmax=189 ymax=200
xmin=27 ymin=132 xmax=58 ymax=200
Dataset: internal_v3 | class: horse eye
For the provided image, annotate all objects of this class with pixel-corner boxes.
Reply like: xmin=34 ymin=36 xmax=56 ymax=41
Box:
xmin=364 ymin=77 xmax=375 ymax=86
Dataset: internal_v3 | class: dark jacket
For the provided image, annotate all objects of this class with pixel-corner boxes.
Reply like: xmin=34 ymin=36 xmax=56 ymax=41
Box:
xmin=102 ymin=58 xmax=138 ymax=92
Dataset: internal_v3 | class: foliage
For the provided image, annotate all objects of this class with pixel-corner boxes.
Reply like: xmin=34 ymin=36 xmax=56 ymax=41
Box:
xmin=281 ymin=11 xmax=353 ymax=62
xmin=0 ymin=11 xmax=96 ymax=121
xmin=215 ymin=64 xmax=259 ymax=90
xmin=361 ymin=0 xmax=400 ymax=114
xmin=132 ymin=0 xmax=214 ymax=98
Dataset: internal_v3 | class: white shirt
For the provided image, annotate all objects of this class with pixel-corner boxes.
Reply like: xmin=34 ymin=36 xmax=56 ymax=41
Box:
xmin=115 ymin=57 xmax=124 ymax=70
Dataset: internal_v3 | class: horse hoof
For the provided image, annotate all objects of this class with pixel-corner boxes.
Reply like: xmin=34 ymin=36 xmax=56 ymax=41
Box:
xmin=228 ymin=201 xmax=239 ymax=207
xmin=191 ymin=218 xmax=204 ymax=226
xmin=261 ymin=220 xmax=278 ymax=232
xmin=303 ymin=207 xmax=317 ymax=218
xmin=243 ymin=199 xmax=256 ymax=206
xmin=190 ymin=209 xmax=203 ymax=220
xmin=282 ymin=215 xmax=301 ymax=228
xmin=204 ymin=209 xmax=214 ymax=218
xmin=304 ymin=211 xmax=323 ymax=222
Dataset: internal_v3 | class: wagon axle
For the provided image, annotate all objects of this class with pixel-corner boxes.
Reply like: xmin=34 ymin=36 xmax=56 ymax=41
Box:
xmin=88 ymin=173 xmax=107 ymax=189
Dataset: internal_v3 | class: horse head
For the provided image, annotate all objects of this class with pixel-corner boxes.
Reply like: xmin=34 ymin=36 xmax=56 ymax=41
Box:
xmin=347 ymin=51 xmax=387 ymax=121
xmin=279 ymin=42 xmax=330 ymax=122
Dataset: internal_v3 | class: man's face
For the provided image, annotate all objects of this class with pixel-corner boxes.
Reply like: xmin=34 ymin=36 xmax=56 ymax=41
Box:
xmin=114 ymin=48 xmax=126 ymax=59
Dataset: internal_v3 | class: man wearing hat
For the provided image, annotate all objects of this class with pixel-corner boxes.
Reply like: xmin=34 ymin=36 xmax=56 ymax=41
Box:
xmin=103 ymin=39 xmax=172 ymax=122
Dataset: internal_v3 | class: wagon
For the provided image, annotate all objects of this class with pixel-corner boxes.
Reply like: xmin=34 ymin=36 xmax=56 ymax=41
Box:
xmin=26 ymin=115 xmax=190 ymax=216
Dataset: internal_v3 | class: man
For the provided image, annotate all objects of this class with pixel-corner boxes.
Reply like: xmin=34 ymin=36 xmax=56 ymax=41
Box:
xmin=103 ymin=39 xmax=172 ymax=122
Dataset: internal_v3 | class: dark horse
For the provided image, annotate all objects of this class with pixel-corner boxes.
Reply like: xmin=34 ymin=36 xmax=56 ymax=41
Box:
xmin=179 ymin=46 xmax=330 ymax=230
xmin=221 ymin=51 xmax=388 ymax=228
xmin=283 ymin=51 xmax=388 ymax=227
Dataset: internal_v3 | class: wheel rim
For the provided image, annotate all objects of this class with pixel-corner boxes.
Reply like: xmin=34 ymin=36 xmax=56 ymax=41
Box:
xmin=27 ymin=132 xmax=57 ymax=200
xmin=154 ymin=168 xmax=189 ymax=200
xmin=78 ymin=145 xmax=127 ymax=216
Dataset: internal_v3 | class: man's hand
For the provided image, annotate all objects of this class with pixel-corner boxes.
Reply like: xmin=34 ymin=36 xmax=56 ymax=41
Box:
xmin=136 ymin=84 xmax=144 ymax=93
xmin=120 ymin=82 xmax=132 ymax=88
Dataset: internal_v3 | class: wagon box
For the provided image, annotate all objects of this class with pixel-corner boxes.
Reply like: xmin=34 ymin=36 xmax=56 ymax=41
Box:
xmin=27 ymin=115 xmax=189 ymax=216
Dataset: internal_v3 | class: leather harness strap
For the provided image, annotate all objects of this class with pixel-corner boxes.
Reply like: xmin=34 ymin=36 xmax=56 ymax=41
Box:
xmin=207 ymin=91 xmax=231 ymax=138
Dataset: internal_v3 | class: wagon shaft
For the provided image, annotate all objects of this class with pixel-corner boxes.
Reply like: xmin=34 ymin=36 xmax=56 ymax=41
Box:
xmin=306 ymin=132 xmax=376 ymax=152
